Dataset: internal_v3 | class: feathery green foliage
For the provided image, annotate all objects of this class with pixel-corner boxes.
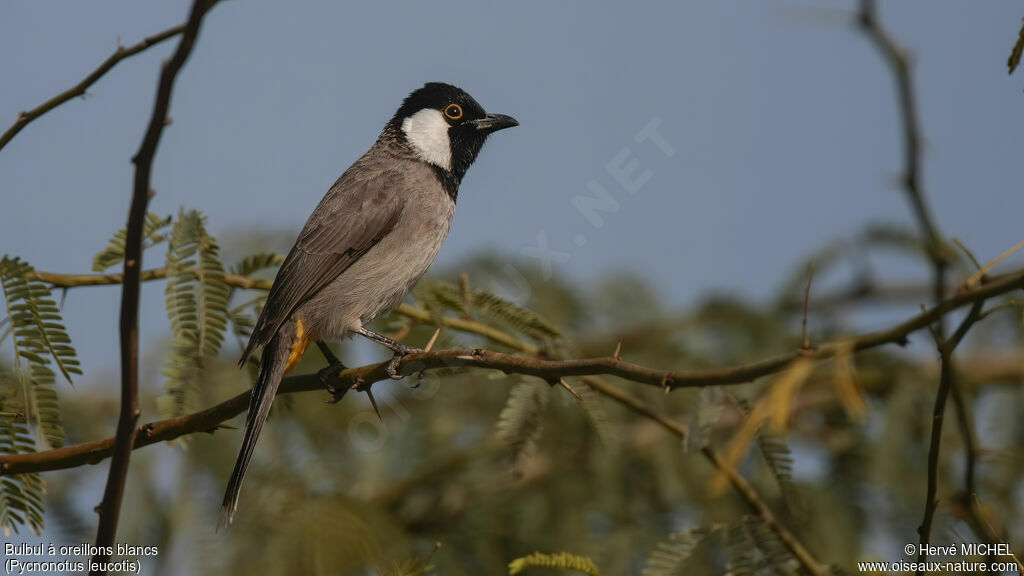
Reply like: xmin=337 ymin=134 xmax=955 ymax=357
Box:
xmin=733 ymin=396 xmax=798 ymax=512
xmin=414 ymin=279 xmax=562 ymax=349
xmin=0 ymin=381 xmax=46 ymax=536
xmin=724 ymin=516 xmax=800 ymax=575
xmin=156 ymin=210 xmax=230 ymax=434
xmin=508 ymin=552 xmax=601 ymax=575
xmin=472 ymin=290 xmax=561 ymax=344
xmin=91 ymin=212 xmax=172 ymax=272
xmin=642 ymin=526 xmax=716 ymax=576
xmin=496 ymin=379 xmax=550 ymax=475
xmin=573 ymin=379 xmax=617 ymax=450
xmin=230 ymin=252 xmax=284 ymax=278
xmin=756 ymin=431 xmax=798 ymax=513
xmin=0 ymin=256 xmax=78 ymax=449
xmin=686 ymin=386 xmax=725 ymax=452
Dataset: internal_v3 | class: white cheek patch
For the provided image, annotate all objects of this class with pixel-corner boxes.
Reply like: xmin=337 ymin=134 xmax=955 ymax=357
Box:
xmin=401 ymin=108 xmax=452 ymax=170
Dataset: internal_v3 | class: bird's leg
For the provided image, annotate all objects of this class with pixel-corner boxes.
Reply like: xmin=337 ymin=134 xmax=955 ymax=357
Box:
xmin=315 ymin=340 xmax=349 ymax=403
xmin=320 ymin=337 xmax=383 ymax=420
xmin=355 ymin=327 xmax=423 ymax=380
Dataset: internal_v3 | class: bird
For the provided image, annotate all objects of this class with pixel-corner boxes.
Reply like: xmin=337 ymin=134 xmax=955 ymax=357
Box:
xmin=218 ymin=82 xmax=518 ymax=529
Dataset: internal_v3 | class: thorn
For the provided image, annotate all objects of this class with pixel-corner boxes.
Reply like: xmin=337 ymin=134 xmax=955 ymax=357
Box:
xmin=662 ymin=375 xmax=672 ymax=394
xmin=424 ymin=327 xmax=441 ymax=353
xmin=147 ymin=188 xmax=156 ymax=198
xmin=557 ymin=378 xmax=582 ymax=401
xmin=365 ymin=388 xmax=383 ymax=422
xmin=425 ymin=541 xmax=443 ymax=563
xmin=613 ymin=340 xmax=622 ymax=360
xmin=163 ymin=116 xmax=173 ymax=126
xmin=388 ymin=324 xmax=412 ymax=343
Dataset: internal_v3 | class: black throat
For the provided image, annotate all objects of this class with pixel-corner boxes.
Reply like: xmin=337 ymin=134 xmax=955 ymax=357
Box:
xmin=436 ymin=127 xmax=487 ymax=202
xmin=430 ymin=166 xmax=462 ymax=202
xmin=386 ymin=122 xmax=488 ymax=203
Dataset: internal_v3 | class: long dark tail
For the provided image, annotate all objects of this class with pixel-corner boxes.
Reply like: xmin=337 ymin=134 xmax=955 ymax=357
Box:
xmin=218 ymin=320 xmax=295 ymax=530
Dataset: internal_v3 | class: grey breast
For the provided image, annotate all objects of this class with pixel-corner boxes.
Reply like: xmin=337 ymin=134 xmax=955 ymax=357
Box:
xmin=301 ymin=156 xmax=456 ymax=340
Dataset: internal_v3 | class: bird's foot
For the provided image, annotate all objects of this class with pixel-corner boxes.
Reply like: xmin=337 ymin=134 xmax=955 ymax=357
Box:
xmin=385 ymin=343 xmax=423 ymax=380
xmin=318 ymin=361 xmax=348 ymax=404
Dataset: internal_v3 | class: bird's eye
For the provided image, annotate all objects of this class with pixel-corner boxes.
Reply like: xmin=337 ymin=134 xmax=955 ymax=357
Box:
xmin=444 ymin=104 xmax=463 ymax=120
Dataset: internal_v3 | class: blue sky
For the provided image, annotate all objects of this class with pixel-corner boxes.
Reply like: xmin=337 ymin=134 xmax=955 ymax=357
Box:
xmin=1 ymin=0 xmax=1023 ymax=380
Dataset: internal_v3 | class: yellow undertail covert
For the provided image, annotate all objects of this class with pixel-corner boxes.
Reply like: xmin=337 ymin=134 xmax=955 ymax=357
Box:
xmin=283 ymin=318 xmax=312 ymax=374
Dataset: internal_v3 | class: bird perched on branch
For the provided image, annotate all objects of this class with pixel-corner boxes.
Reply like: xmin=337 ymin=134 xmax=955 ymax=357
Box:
xmin=219 ymin=82 xmax=518 ymax=528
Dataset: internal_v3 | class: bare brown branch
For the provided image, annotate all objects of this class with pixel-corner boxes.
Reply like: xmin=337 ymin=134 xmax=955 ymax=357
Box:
xmin=0 ymin=22 xmax=190 ymax=153
xmin=856 ymin=2 xmax=1010 ymax=570
xmin=91 ymin=1 xmax=213 ymax=572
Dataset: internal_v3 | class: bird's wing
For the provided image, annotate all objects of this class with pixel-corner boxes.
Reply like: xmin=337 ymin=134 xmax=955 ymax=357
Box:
xmin=241 ymin=164 xmax=406 ymax=364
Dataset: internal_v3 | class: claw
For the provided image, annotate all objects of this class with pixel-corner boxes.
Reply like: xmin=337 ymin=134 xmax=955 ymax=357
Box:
xmin=317 ymin=361 xmax=348 ymax=404
xmin=386 ymin=353 xmax=404 ymax=379
xmin=355 ymin=327 xmax=423 ymax=380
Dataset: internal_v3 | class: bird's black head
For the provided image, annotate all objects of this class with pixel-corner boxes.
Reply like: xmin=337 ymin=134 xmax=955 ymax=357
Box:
xmin=389 ymin=82 xmax=518 ymax=199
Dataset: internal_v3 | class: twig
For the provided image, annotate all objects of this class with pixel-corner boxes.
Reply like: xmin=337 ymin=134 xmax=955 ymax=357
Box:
xmin=916 ymin=302 xmax=983 ymax=566
xmin=858 ymin=0 xmax=944 ymax=265
xmin=858 ymin=3 xmax=972 ymax=571
xmin=0 ymin=22 xmax=192 ymax=153
xmin=91 ymin=1 xmax=212 ymax=573
xmin=801 ymin=263 xmax=814 ymax=350
xmin=972 ymin=494 xmax=1024 ymax=573
xmin=965 ymin=238 xmax=1024 ymax=288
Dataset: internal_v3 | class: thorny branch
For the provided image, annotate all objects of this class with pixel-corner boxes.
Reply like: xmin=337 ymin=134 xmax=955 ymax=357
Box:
xmin=2 ymin=288 xmax=849 ymax=575
xmin=858 ymin=1 xmax=1007 ymax=570
xmin=8 ymin=260 xmax=1024 ymax=575
xmin=2 ymin=267 xmax=1022 ymax=479
xmin=0 ymin=19 xmax=195 ymax=153
xmin=91 ymin=1 xmax=213 ymax=573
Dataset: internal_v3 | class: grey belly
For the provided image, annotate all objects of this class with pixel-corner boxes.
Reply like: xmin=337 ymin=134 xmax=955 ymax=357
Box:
xmin=298 ymin=200 xmax=453 ymax=339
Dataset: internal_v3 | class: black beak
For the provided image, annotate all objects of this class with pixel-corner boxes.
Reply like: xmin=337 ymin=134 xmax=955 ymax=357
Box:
xmin=471 ymin=113 xmax=519 ymax=134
